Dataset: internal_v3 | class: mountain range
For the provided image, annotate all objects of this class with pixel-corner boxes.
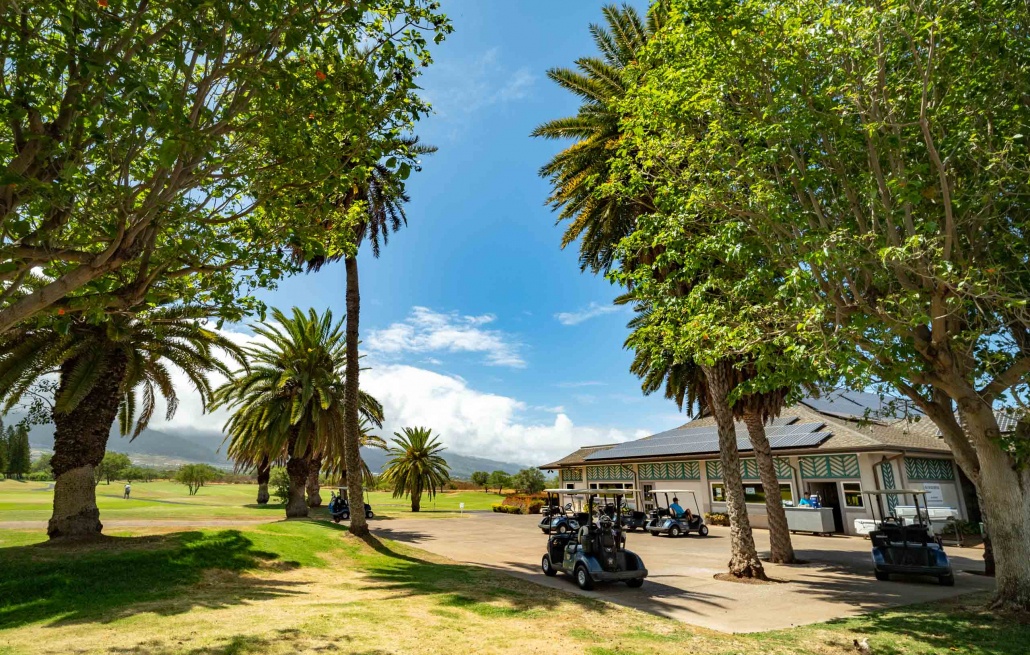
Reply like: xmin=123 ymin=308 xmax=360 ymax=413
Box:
xmin=16 ymin=415 xmax=528 ymax=478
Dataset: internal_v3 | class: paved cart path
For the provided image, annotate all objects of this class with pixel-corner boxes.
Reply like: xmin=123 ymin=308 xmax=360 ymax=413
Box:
xmin=372 ymin=513 xmax=994 ymax=633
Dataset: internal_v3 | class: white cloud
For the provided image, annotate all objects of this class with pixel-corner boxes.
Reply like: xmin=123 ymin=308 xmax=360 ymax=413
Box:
xmin=554 ymin=381 xmax=606 ymax=389
xmin=420 ymin=48 xmax=536 ymax=120
xmin=365 ymin=306 xmax=525 ymax=368
xmin=554 ymin=302 xmax=620 ymax=326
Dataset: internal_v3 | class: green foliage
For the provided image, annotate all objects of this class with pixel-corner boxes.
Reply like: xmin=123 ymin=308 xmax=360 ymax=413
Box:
xmin=270 ymin=467 xmax=291 ymax=505
xmin=380 ymin=427 xmax=450 ymax=511
xmin=0 ymin=1 xmax=451 ymax=333
xmin=29 ymin=452 xmax=51 ymax=477
xmin=703 ymin=512 xmax=729 ymax=527
xmin=95 ymin=452 xmax=132 ymax=486
xmin=487 ymin=470 xmax=511 ymax=494
xmin=500 ymin=494 xmax=546 ymax=515
xmin=214 ymin=307 xmax=384 ymax=474
xmin=492 ymin=504 xmax=523 ymax=515
xmin=470 ymin=470 xmax=489 ymax=491
xmin=174 ymin=464 xmax=220 ymax=496
xmin=2 ymin=423 xmax=30 ymax=479
xmin=511 ymin=468 xmax=546 ymax=494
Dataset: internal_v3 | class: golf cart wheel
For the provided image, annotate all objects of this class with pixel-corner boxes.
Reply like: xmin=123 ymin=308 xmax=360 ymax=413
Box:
xmin=575 ymin=564 xmax=594 ymax=591
xmin=626 ymin=578 xmax=644 ymax=588
xmin=557 ymin=524 xmax=568 ymax=535
xmin=541 ymin=555 xmax=557 ymax=577
xmin=874 ymin=571 xmax=890 ymax=582
xmin=341 ymin=512 xmax=350 ymax=521
xmin=650 ymin=531 xmax=660 ymax=537
xmin=939 ymin=574 xmax=955 ymax=587
xmin=333 ymin=516 xmax=341 ymax=524
xmin=699 ymin=525 xmax=709 ymax=537
xmin=366 ymin=510 xmax=374 ymax=519
xmin=669 ymin=525 xmax=681 ymax=538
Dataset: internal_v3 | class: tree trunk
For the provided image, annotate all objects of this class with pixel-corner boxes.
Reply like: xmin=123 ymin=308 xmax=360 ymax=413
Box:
xmin=703 ymin=363 xmax=766 ymax=580
xmin=957 ymin=400 xmax=1030 ymax=609
xmin=306 ymin=453 xmax=323 ymax=507
xmin=285 ymin=431 xmax=310 ymax=519
xmin=343 ymin=256 xmax=368 ymax=536
xmin=256 ymin=456 xmax=270 ymax=505
xmin=412 ymin=496 xmax=421 ymax=512
xmin=743 ymin=410 xmax=796 ymax=564
xmin=48 ymin=350 xmax=128 ymax=540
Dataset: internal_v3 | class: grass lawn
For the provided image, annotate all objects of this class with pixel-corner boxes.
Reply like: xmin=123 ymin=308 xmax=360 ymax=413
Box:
xmin=0 ymin=479 xmax=504 ymax=524
xmin=0 ymin=520 xmax=1024 ymax=655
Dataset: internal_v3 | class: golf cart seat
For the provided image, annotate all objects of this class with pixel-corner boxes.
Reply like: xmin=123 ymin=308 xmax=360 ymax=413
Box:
xmin=574 ymin=512 xmax=591 ymax=526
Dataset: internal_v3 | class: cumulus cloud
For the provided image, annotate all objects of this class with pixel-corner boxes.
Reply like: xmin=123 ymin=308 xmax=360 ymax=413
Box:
xmin=365 ymin=306 xmax=525 ymax=368
xmin=554 ymin=302 xmax=620 ymax=326
xmin=420 ymin=48 xmax=536 ymax=120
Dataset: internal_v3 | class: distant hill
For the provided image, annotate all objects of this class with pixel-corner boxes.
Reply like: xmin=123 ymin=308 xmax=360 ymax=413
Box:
xmin=16 ymin=414 xmax=528 ymax=477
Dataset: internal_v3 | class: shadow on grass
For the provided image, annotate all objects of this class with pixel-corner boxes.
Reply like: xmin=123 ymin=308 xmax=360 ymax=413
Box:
xmin=0 ymin=530 xmax=305 ymax=630
xmin=353 ymin=533 xmax=614 ymax=619
xmin=839 ymin=596 xmax=1030 ymax=655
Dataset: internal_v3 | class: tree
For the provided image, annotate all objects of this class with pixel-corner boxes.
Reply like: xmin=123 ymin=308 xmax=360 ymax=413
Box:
xmin=215 ymin=308 xmax=382 ymax=519
xmin=0 ymin=306 xmax=243 ymax=538
xmin=175 ymin=464 xmax=219 ymax=496
xmin=0 ymin=420 xmax=7 ymax=478
xmin=531 ymin=3 xmax=664 ymax=273
xmin=380 ymin=427 xmax=449 ymax=512
xmin=270 ymin=467 xmax=291 ymax=505
xmin=94 ymin=452 xmax=131 ymax=486
xmin=30 ymin=452 xmax=52 ymax=477
xmin=471 ymin=471 xmax=490 ymax=492
xmin=488 ymin=470 xmax=511 ymax=495
xmin=4 ymin=422 xmax=30 ymax=479
xmin=0 ymin=1 xmax=450 ymax=333
xmin=255 ymin=457 xmax=272 ymax=506
xmin=512 ymin=468 xmax=546 ymax=494
xmin=615 ymin=0 xmax=1030 ymax=606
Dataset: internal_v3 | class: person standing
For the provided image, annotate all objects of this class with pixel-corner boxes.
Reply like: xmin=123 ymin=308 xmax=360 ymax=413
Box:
xmin=124 ymin=483 xmax=131 ymax=499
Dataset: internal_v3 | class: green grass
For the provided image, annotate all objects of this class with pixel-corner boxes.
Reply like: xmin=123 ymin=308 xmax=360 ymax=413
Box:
xmin=0 ymin=520 xmax=1026 ymax=655
xmin=0 ymin=479 xmax=504 ymax=523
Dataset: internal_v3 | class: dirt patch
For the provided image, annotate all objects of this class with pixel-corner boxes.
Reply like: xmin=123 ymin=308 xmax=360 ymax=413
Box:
xmin=713 ymin=572 xmax=784 ymax=585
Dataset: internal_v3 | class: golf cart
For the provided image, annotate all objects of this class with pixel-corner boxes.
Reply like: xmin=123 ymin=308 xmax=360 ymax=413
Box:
xmin=645 ymin=489 xmax=708 ymax=537
xmin=540 ymin=489 xmax=648 ymax=590
xmin=328 ymin=488 xmax=374 ymax=523
xmin=537 ymin=490 xmax=589 ymax=535
xmin=620 ymin=502 xmax=649 ymax=532
xmin=865 ymin=489 xmax=954 ymax=586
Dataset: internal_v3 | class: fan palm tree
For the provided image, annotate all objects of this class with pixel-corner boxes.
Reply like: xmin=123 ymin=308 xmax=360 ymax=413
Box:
xmin=380 ymin=427 xmax=449 ymax=512
xmin=532 ymin=3 xmax=666 ymax=274
xmin=214 ymin=307 xmax=383 ymax=518
xmin=0 ymin=306 xmax=244 ymax=539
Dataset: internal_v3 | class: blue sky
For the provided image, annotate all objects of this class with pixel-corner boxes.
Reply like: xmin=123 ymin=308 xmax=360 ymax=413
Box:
xmin=165 ymin=1 xmax=686 ymax=466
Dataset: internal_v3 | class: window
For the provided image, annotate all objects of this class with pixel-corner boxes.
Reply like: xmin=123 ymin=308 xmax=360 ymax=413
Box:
xmin=843 ymin=482 xmax=864 ymax=508
xmin=711 ymin=483 xmax=793 ymax=505
xmin=566 ymin=483 xmax=574 ymax=490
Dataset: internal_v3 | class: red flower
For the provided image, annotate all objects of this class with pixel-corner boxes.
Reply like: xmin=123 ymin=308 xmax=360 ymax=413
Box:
xmin=98 ymin=0 xmax=108 ymax=6
xmin=315 ymin=71 xmax=326 ymax=81
xmin=57 ymin=309 xmax=65 ymax=316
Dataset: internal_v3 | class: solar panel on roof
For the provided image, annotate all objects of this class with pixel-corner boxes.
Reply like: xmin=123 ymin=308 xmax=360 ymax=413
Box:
xmin=584 ymin=420 xmax=832 ymax=461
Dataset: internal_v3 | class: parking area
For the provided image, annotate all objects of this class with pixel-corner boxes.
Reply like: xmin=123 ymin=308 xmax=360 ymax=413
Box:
xmin=372 ymin=513 xmax=993 ymax=633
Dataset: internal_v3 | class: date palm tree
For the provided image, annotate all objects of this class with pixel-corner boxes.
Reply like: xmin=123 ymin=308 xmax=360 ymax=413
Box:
xmin=380 ymin=427 xmax=449 ymax=513
xmin=532 ymin=3 xmax=665 ymax=274
xmin=214 ymin=307 xmax=383 ymax=519
xmin=0 ymin=306 xmax=244 ymax=539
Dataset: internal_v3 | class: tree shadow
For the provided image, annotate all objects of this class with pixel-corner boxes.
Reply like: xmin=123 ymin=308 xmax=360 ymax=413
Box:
xmin=0 ymin=530 xmax=306 ymax=630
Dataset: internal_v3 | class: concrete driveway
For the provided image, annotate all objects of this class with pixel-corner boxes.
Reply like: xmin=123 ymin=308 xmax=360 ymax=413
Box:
xmin=372 ymin=513 xmax=993 ymax=633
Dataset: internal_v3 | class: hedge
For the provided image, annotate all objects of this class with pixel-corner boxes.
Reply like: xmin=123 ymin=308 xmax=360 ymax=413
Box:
xmin=704 ymin=512 xmax=729 ymax=526
xmin=492 ymin=504 xmax=524 ymax=515
xmin=500 ymin=494 xmax=546 ymax=514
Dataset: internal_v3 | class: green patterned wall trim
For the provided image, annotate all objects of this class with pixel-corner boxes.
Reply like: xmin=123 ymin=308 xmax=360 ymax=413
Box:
xmin=705 ymin=459 xmax=791 ymax=481
xmin=705 ymin=460 xmax=722 ymax=480
xmin=798 ymin=454 xmax=860 ymax=479
xmin=905 ymin=457 xmax=954 ymax=481
xmin=880 ymin=461 xmax=899 ymax=514
xmin=637 ymin=461 xmax=702 ymax=480
xmin=560 ymin=468 xmax=583 ymax=482
xmin=585 ymin=465 xmax=634 ymax=481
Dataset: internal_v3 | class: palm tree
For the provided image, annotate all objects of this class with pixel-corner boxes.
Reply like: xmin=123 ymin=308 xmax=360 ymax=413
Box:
xmin=297 ymin=138 xmax=434 ymax=536
xmin=532 ymin=3 xmax=665 ymax=274
xmin=0 ymin=306 xmax=243 ymax=539
xmin=381 ymin=427 xmax=449 ymax=512
xmin=214 ymin=307 xmax=383 ymax=519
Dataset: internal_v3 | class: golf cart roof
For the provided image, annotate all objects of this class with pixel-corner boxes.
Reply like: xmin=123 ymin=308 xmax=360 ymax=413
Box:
xmin=542 ymin=488 xmax=642 ymax=495
xmin=864 ymin=489 xmax=927 ymax=496
xmin=650 ymin=489 xmax=700 ymax=496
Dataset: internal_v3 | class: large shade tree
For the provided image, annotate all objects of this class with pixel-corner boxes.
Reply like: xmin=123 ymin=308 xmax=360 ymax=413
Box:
xmin=380 ymin=426 xmax=449 ymax=512
xmin=215 ymin=307 xmax=383 ymax=519
xmin=0 ymin=0 xmax=449 ymax=333
xmin=616 ymin=0 xmax=1030 ymax=608
xmin=0 ymin=306 xmax=243 ymax=538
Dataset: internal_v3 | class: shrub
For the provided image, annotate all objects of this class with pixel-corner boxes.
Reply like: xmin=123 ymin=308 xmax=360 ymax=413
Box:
xmin=270 ymin=467 xmax=290 ymax=504
xmin=500 ymin=494 xmax=547 ymax=514
xmin=492 ymin=504 xmax=523 ymax=515
xmin=703 ymin=512 xmax=729 ymax=526
xmin=26 ymin=471 xmax=52 ymax=482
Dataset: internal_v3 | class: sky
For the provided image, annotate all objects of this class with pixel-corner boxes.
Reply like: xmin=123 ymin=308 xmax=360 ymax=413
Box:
xmin=151 ymin=1 xmax=689 ymax=466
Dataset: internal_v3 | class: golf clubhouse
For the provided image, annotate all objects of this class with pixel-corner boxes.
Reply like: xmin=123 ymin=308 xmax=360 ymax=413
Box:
xmin=541 ymin=391 xmax=978 ymax=536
